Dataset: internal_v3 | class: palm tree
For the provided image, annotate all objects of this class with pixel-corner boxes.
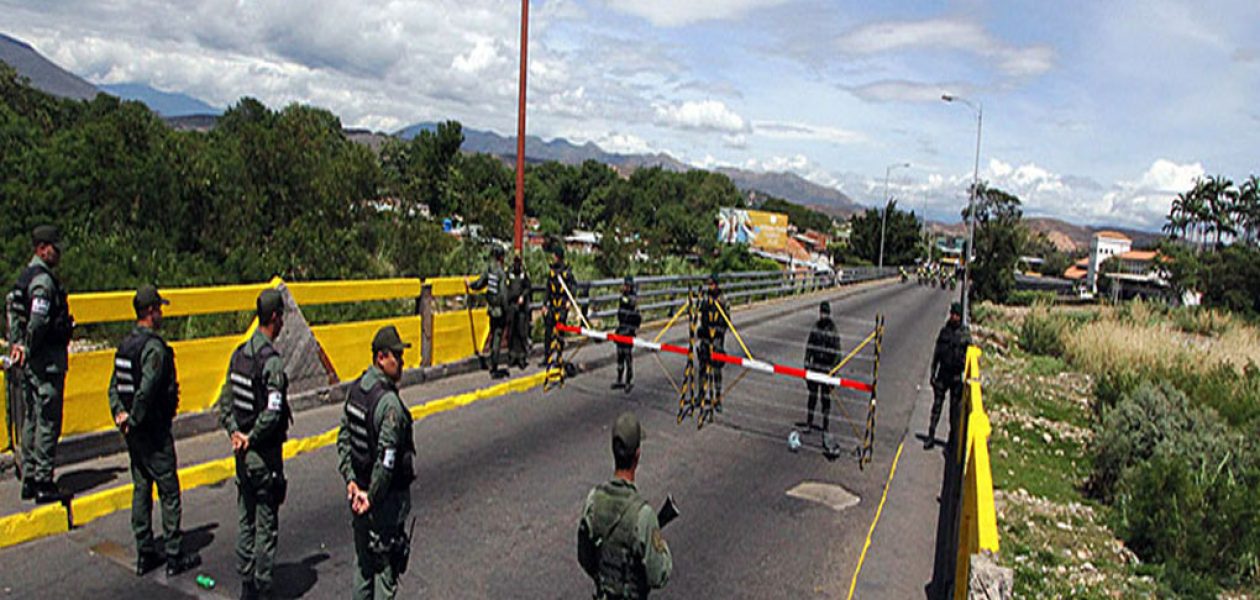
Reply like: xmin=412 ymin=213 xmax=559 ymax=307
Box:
xmin=1164 ymin=192 xmax=1189 ymax=241
xmin=1237 ymin=175 xmax=1259 ymax=245
xmin=1204 ymin=175 xmax=1237 ymax=248
xmin=1183 ymin=179 xmax=1210 ymax=252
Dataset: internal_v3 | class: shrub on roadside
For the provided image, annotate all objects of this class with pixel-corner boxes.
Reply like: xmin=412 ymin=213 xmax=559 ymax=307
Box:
xmin=1019 ymin=305 xmax=1069 ymax=357
xmin=1007 ymin=290 xmax=1057 ymax=307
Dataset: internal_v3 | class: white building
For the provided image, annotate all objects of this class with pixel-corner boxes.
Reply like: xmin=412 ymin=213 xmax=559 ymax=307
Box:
xmin=1086 ymin=231 xmax=1131 ymax=293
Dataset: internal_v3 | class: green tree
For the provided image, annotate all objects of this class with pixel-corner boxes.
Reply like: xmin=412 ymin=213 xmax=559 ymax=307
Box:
xmin=846 ymin=201 xmax=923 ymax=265
xmin=965 ymin=183 xmax=1026 ymax=303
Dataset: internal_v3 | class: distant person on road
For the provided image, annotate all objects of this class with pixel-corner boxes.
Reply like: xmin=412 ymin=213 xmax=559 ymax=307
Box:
xmin=542 ymin=243 xmax=576 ymax=372
xmin=108 ymin=285 xmax=200 ymax=578
xmin=218 ymin=289 xmax=291 ymax=600
xmin=505 ymin=254 xmax=532 ymax=370
xmin=925 ymin=302 xmax=970 ymax=450
xmin=337 ymin=325 xmax=416 ymax=600
xmin=612 ymin=275 xmax=640 ymax=393
xmin=799 ymin=301 xmax=841 ymax=432
xmin=696 ymin=274 xmax=729 ymax=413
xmin=469 ymin=245 xmax=508 ymax=378
xmin=7 ymin=225 xmax=74 ymax=504
xmin=578 ymin=412 xmax=673 ymax=599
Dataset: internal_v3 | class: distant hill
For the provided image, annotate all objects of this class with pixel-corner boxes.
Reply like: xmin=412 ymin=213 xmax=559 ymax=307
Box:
xmin=396 ymin=122 xmax=860 ymax=215
xmin=0 ymin=33 xmax=99 ymax=100
xmin=100 ymin=82 xmax=221 ymax=117
xmin=929 ymin=217 xmax=1162 ymax=254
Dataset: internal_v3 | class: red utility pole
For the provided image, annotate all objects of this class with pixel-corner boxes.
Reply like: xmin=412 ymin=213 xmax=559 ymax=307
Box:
xmin=514 ymin=0 xmax=529 ymax=252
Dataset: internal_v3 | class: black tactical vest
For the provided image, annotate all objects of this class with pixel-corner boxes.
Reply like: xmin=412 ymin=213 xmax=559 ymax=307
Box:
xmin=345 ymin=376 xmax=415 ymax=491
xmin=228 ymin=342 xmax=288 ymax=440
xmin=9 ymin=263 xmax=73 ymax=346
xmin=616 ymin=293 xmax=640 ymax=335
xmin=113 ymin=329 xmax=179 ymax=426
xmin=591 ymin=484 xmax=650 ymax=600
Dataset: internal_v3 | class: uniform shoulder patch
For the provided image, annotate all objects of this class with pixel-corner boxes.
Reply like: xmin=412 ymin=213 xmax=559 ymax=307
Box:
xmin=651 ymin=528 xmax=666 ymax=553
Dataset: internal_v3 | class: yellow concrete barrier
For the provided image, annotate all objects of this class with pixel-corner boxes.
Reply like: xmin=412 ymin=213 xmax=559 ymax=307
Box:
xmin=3 ymin=368 xmax=554 ymax=548
xmin=0 ymin=503 xmax=68 ymax=547
xmin=312 ymin=316 xmax=423 ymax=378
xmin=953 ymin=345 xmax=1000 ymax=600
xmin=1 ymin=370 xmax=9 ymax=450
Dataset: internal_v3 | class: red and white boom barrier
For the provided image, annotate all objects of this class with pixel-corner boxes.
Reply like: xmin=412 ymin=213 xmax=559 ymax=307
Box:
xmin=554 ymin=323 xmax=873 ymax=394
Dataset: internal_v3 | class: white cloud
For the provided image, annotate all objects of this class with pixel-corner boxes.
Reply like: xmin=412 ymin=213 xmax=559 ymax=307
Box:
xmin=604 ymin=0 xmax=790 ymax=27
xmin=845 ymin=80 xmax=969 ymax=104
xmin=654 ymin=99 xmax=748 ymax=133
xmin=906 ymin=158 xmax=1204 ymax=230
xmin=752 ymin=120 xmax=866 ymax=144
xmin=597 ymin=132 xmax=654 ymax=155
xmin=836 ymin=18 xmax=1054 ymax=77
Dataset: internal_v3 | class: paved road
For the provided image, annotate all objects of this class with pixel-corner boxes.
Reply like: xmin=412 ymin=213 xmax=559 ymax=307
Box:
xmin=0 ymin=281 xmax=952 ymax=599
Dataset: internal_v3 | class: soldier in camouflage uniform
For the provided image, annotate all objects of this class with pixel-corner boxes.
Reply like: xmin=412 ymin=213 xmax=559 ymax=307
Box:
xmin=578 ymin=412 xmax=672 ymax=599
xmin=108 ymin=285 xmax=200 ymax=577
xmin=338 ymin=325 xmax=416 ymax=600
xmin=218 ymin=289 xmax=291 ymax=600
xmin=7 ymin=225 xmax=74 ymax=504
xmin=469 ymin=245 xmax=508 ymax=378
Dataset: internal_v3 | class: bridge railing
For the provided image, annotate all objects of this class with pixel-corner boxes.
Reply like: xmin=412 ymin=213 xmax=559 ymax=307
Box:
xmin=1 ymin=276 xmax=491 ymax=449
xmin=952 ymin=345 xmax=1000 ymax=598
xmin=1 ymin=266 xmax=897 ymax=452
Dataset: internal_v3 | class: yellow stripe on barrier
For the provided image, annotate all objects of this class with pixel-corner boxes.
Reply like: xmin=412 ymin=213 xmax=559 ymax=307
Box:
xmin=288 ymin=279 xmax=421 ymax=306
xmin=426 ymin=276 xmax=479 ymax=298
xmin=0 ymin=503 xmax=68 ymax=547
xmin=69 ymin=283 xmax=274 ymax=325
xmin=4 ymin=368 xmax=555 ymax=549
xmin=1 ymin=370 xmax=9 ymax=450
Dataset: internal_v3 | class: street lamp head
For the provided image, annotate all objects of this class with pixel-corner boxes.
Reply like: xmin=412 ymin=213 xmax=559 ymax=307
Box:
xmin=942 ymin=94 xmax=955 ymax=102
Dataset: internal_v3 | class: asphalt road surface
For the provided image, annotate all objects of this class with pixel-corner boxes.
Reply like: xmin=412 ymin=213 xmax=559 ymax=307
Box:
xmin=0 ymin=281 xmax=952 ymax=599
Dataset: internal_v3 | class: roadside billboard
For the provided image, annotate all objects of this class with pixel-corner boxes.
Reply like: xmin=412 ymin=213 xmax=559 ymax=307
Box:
xmin=717 ymin=208 xmax=790 ymax=252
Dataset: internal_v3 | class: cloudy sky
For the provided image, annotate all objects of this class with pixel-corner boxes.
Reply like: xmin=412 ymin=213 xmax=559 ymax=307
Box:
xmin=4 ymin=0 xmax=1258 ymax=230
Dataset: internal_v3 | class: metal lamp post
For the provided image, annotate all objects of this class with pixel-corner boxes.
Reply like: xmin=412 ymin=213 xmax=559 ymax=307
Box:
xmin=878 ymin=162 xmax=910 ymax=270
xmin=942 ymin=94 xmax=982 ymax=327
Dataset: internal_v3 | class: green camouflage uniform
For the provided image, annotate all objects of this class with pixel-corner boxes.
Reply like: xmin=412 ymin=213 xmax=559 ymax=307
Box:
xmin=108 ymin=324 xmax=184 ymax=559
xmin=10 ymin=255 xmax=72 ymax=485
xmin=218 ymin=329 xmax=289 ymax=594
xmin=578 ymin=479 xmax=673 ymax=599
xmin=338 ymin=365 xmax=415 ymax=600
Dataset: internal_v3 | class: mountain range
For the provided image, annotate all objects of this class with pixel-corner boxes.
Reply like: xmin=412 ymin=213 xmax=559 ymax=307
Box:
xmin=2 ymin=31 xmax=1164 ymax=243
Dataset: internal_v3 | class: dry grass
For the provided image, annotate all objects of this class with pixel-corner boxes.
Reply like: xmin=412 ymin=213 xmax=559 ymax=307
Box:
xmin=1062 ymin=301 xmax=1260 ymax=378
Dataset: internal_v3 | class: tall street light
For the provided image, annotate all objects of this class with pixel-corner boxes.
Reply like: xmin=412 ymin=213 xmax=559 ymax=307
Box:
xmin=942 ymin=93 xmax=982 ymax=327
xmin=878 ymin=162 xmax=911 ymax=269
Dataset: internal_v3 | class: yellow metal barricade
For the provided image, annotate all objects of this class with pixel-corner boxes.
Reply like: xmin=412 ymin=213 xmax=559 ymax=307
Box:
xmin=954 ymin=345 xmax=1000 ymax=599
xmin=4 ymin=275 xmax=493 ymax=446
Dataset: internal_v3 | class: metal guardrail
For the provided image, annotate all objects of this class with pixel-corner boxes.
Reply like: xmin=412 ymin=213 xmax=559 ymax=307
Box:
xmin=580 ymin=267 xmax=897 ymax=320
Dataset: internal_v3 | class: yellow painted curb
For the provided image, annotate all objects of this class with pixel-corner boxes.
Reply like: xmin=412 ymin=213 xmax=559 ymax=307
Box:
xmin=5 ymin=369 xmax=556 ymax=549
xmin=0 ymin=503 xmax=68 ymax=547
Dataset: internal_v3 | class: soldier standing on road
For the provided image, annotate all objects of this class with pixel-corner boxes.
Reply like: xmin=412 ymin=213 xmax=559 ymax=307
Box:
xmin=469 ymin=245 xmax=509 ymax=378
xmin=218 ymin=289 xmax=291 ymax=600
xmin=612 ymin=275 xmax=640 ymax=393
xmin=578 ymin=412 xmax=673 ymax=599
xmin=338 ymin=325 xmax=416 ymax=600
xmin=108 ymin=285 xmax=201 ymax=577
xmin=925 ymin=302 xmax=970 ymax=450
xmin=799 ymin=301 xmax=841 ymax=432
xmin=505 ymin=254 xmax=532 ymax=370
xmin=7 ymin=225 xmax=74 ymax=504
xmin=696 ymin=274 xmax=729 ymax=411
xmin=543 ymin=243 xmax=576 ymax=371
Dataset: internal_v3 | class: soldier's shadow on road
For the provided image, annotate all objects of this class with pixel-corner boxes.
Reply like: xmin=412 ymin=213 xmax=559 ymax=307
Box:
xmin=273 ymin=553 xmax=330 ymax=599
xmin=183 ymin=522 xmax=219 ymax=555
xmin=56 ymin=466 xmax=127 ymax=495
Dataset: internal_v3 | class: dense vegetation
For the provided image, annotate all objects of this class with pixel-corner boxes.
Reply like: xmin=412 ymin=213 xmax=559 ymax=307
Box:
xmin=1016 ymin=302 xmax=1260 ymax=596
xmin=0 ymin=62 xmax=782 ymax=296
